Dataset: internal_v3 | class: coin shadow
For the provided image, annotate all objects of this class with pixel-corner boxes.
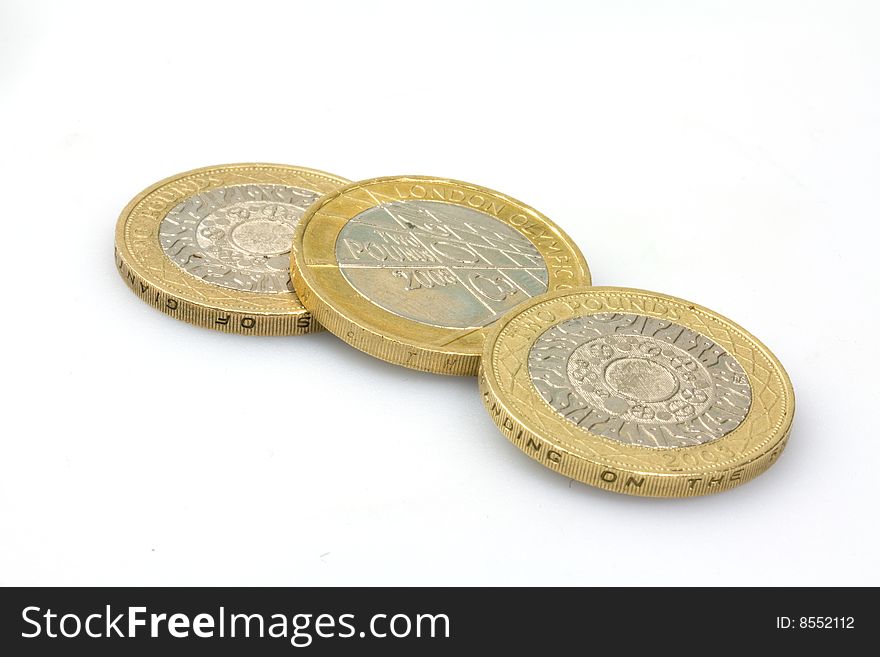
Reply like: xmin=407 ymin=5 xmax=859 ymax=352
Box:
xmin=151 ymin=319 xmax=784 ymax=513
xmin=289 ymin=331 xmax=785 ymax=511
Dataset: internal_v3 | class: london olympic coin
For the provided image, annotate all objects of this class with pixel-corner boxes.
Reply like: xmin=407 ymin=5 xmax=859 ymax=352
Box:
xmin=480 ymin=288 xmax=794 ymax=497
xmin=115 ymin=163 xmax=349 ymax=334
xmin=291 ymin=176 xmax=591 ymax=375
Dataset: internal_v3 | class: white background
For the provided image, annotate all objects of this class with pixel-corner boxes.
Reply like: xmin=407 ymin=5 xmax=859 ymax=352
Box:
xmin=1 ymin=0 xmax=877 ymax=586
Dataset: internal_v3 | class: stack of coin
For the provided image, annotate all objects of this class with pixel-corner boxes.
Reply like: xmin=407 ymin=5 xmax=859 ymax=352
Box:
xmin=116 ymin=163 xmax=794 ymax=497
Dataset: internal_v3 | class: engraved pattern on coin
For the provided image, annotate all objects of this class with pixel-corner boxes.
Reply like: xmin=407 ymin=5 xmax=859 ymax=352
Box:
xmin=528 ymin=313 xmax=752 ymax=448
xmin=160 ymin=184 xmax=320 ymax=293
xmin=335 ymin=200 xmax=548 ymax=329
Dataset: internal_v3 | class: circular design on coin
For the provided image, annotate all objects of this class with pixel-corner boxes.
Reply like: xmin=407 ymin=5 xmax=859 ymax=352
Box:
xmin=336 ymin=199 xmax=549 ymax=329
xmin=602 ymin=357 xmax=679 ymax=403
xmin=115 ymin=163 xmax=349 ymax=335
xmin=160 ymin=184 xmax=320 ymax=294
xmin=291 ymin=176 xmax=591 ymax=375
xmin=530 ymin=313 xmax=751 ymax=445
xmin=480 ymin=288 xmax=794 ymax=497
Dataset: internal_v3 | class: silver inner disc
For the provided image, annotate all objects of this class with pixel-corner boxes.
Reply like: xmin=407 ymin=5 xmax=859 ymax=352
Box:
xmin=335 ymin=200 xmax=549 ymax=329
xmin=528 ymin=313 xmax=752 ymax=448
xmin=159 ymin=184 xmax=320 ymax=293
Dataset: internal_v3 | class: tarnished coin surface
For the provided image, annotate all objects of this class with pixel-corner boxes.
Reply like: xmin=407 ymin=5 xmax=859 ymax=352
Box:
xmin=115 ymin=163 xmax=349 ymax=334
xmin=291 ymin=176 xmax=591 ymax=374
xmin=480 ymin=288 xmax=794 ymax=497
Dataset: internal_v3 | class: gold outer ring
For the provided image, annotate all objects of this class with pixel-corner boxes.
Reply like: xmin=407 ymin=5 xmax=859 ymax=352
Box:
xmin=114 ymin=163 xmax=350 ymax=335
xmin=479 ymin=287 xmax=795 ymax=497
xmin=291 ymin=176 xmax=591 ymax=375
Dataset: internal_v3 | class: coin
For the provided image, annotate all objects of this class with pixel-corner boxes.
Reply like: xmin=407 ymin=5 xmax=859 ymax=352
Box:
xmin=115 ymin=163 xmax=349 ymax=334
xmin=291 ymin=176 xmax=591 ymax=374
xmin=480 ymin=287 xmax=794 ymax=497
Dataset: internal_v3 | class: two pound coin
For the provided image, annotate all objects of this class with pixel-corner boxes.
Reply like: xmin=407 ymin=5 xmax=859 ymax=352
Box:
xmin=291 ymin=176 xmax=591 ymax=374
xmin=480 ymin=287 xmax=794 ymax=497
xmin=115 ymin=163 xmax=349 ymax=335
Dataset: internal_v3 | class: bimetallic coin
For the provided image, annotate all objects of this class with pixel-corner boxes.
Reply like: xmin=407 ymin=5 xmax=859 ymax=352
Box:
xmin=115 ymin=164 xmax=349 ymax=335
xmin=480 ymin=288 xmax=794 ymax=497
xmin=291 ymin=176 xmax=591 ymax=374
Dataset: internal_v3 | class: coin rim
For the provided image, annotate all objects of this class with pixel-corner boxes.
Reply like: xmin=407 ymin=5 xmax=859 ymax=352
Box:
xmin=114 ymin=163 xmax=350 ymax=335
xmin=479 ymin=287 xmax=795 ymax=497
xmin=291 ymin=175 xmax=591 ymax=375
